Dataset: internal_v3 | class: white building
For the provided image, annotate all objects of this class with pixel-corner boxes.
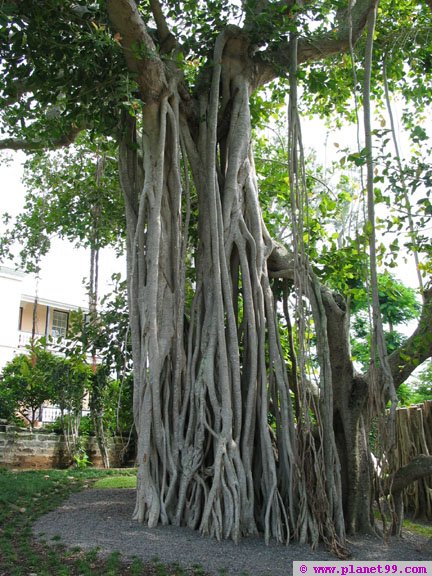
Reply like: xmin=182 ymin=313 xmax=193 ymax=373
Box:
xmin=0 ymin=266 xmax=26 ymax=370
xmin=0 ymin=266 xmax=91 ymax=423
xmin=0 ymin=266 xmax=88 ymax=370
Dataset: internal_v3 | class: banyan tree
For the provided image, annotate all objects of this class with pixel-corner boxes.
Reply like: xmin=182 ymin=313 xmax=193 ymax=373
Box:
xmin=1 ymin=0 xmax=432 ymax=552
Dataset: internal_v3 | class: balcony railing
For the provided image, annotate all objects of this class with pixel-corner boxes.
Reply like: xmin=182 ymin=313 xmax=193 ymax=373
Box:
xmin=18 ymin=331 xmax=66 ymax=348
xmin=17 ymin=331 xmax=99 ymax=364
xmin=39 ymin=405 xmax=62 ymax=423
xmin=39 ymin=405 xmax=91 ymax=423
xmin=18 ymin=331 xmax=36 ymax=348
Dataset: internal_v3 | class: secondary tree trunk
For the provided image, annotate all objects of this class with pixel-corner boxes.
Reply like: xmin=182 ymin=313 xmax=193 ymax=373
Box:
xmin=321 ymin=289 xmax=374 ymax=533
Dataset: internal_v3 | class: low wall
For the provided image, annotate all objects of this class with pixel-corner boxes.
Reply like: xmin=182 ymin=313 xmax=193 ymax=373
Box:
xmin=0 ymin=421 xmax=133 ymax=469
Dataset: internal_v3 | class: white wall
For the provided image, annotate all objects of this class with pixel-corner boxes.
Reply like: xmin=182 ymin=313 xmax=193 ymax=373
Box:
xmin=0 ymin=267 xmax=24 ymax=370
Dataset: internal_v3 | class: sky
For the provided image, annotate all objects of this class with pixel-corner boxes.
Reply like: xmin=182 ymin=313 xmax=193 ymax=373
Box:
xmin=0 ymin=151 xmax=125 ymax=308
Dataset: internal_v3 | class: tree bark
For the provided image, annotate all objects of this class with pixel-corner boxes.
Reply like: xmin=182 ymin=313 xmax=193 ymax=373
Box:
xmin=391 ymin=455 xmax=432 ymax=535
xmin=112 ymin=22 xmax=353 ymax=547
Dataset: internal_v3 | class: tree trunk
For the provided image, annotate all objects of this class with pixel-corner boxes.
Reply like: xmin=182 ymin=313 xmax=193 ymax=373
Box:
xmin=321 ymin=289 xmax=375 ymax=534
xmin=120 ymin=98 xmax=183 ymax=528
xmin=93 ymin=408 xmax=109 ymax=468
xmin=89 ymin=245 xmax=111 ymax=469
xmin=85 ymin=191 xmax=111 ymax=469
xmin=117 ymin=30 xmax=347 ymax=549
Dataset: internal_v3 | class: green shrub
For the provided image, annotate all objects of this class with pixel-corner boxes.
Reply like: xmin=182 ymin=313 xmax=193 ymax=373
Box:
xmin=0 ymin=346 xmax=59 ymax=427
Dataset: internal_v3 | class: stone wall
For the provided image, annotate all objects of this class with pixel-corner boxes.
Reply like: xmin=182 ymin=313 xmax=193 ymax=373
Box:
xmin=0 ymin=420 xmax=133 ymax=469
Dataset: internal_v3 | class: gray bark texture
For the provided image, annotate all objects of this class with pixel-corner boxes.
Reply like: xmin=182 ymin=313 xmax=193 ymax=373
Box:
xmin=112 ymin=21 xmax=349 ymax=548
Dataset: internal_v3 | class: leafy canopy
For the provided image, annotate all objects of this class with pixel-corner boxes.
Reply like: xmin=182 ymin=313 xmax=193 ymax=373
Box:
xmin=1 ymin=0 xmax=432 ymax=148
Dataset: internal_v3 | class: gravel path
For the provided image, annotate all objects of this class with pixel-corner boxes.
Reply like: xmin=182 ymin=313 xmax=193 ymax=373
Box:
xmin=32 ymin=489 xmax=432 ymax=575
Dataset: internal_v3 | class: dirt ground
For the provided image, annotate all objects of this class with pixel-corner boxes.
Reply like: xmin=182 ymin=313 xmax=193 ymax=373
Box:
xmin=33 ymin=489 xmax=432 ymax=576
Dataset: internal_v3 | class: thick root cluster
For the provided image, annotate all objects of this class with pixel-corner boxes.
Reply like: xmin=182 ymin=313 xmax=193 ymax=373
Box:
xmin=120 ymin=32 xmax=346 ymax=550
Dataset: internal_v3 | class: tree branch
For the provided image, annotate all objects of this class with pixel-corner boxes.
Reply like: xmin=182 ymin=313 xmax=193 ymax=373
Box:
xmin=390 ymin=453 xmax=432 ymax=535
xmin=149 ymin=0 xmax=176 ymax=53
xmin=0 ymin=125 xmax=83 ymax=151
xmin=253 ymin=0 xmax=378 ymax=86
xmin=391 ymin=454 xmax=432 ymax=495
xmin=267 ymin=242 xmax=295 ymax=279
xmin=106 ymin=0 xmax=167 ymax=102
xmin=384 ymin=286 xmax=432 ymax=389
xmin=269 ymin=245 xmax=432 ymax=394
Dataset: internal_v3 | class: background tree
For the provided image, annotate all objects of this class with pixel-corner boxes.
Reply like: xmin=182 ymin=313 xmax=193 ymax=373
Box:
xmin=50 ymin=352 xmax=93 ymax=462
xmin=350 ymin=272 xmax=421 ymax=369
xmin=405 ymin=360 xmax=432 ymax=405
xmin=64 ymin=276 xmax=134 ymax=464
xmin=0 ymin=133 xmax=124 ymax=271
xmin=94 ymin=275 xmax=134 ymax=439
xmin=0 ymin=344 xmax=90 ymax=433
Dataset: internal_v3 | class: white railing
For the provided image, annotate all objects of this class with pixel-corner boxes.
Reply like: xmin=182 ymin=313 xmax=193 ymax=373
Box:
xmin=18 ymin=331 xmax=90 ymax=355
xmin=18 ymin=331 xmax=35 ymax=348
xmin=18 ymin=331 xmax=67 ymax=348
xmin=40 ymin=405 xmax=91 ymax=423
xmin=16 ymin=331 xmax=100 ymax=370
xmin=40 ymin=405 xmax=62 ymax=422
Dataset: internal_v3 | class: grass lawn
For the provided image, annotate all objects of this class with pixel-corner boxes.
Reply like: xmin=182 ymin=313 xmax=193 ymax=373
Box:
xmin=93 ymin=475 xmax=137 ymax=489
xmin=0 ymin=467 xmax=205 ymax=575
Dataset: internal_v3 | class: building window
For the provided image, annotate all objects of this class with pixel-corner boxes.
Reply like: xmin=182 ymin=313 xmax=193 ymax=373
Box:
xmin=52 ymin=310 xmax=69 ymax=339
